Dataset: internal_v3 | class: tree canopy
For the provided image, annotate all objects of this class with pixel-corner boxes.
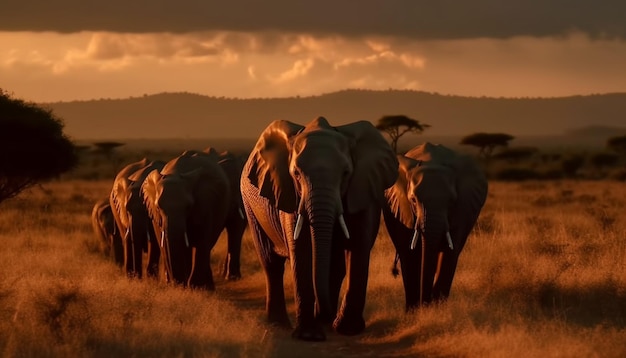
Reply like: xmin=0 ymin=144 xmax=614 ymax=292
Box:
xmin=607 ymin=135 xmax=626 ymax=154
xmin=460 ymin=132 xmax=515 ymax=160
xmin=375 ymin=115 xmax=430 ymax=153
xmin=93 ymin=141 xmax=125 ymax=159
xmin=492 ymin=146 xmax=538 ymax=163
xmin=0 ymin=89 xmax=77 ymax=203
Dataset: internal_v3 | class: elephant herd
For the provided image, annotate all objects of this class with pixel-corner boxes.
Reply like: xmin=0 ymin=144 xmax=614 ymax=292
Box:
xmin=91 ymin=117 xmax=488 ymax=341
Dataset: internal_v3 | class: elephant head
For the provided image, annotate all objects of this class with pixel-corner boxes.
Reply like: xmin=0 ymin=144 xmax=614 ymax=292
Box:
xmin=142 ymin=152 xmax=230 ymax=289
xmin=247 ymin=117 xmax=398 ymax=320
xmin=384 ymin=142 xmax=487 ymax=309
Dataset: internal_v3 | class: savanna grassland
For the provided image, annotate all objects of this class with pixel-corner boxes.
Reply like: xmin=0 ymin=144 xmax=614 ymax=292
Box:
xmin=1 ymin=177 xmax=625 ymax=357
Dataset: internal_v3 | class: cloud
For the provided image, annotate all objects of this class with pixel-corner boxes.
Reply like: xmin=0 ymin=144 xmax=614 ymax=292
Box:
xmin=1 ymin=30 xmax=625 ymax=102
xmin=271 ymin=59 xmax=315 ymax=83
xmin=1 ymin=1 xmax=625 ymax=39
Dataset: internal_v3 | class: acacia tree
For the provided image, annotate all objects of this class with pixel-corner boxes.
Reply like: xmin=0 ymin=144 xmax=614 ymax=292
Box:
xmin=93 ymin=141 xmax=125 ymax=159
xmin=0 ymin=89 xmax=77 ymax=204
xmin=375 ymin=115 xmax=430 ymax=153
xmin=460 ymin=132 xmax=515 ymax=162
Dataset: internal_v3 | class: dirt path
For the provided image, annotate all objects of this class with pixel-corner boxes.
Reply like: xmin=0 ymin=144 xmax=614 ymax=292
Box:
xmin=215 ymin=275 xmax=414 ymax=358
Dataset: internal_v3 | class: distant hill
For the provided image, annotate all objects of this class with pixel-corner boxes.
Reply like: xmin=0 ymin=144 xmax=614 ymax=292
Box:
xmin=43 ymin=90 xmax=626 ymax=141
xmin=564 ymin=125 xmax=626 ymax=138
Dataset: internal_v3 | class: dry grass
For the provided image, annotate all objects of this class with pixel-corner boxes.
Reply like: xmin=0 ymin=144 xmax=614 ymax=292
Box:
xmin=1 ymin=179 xmax=625 ymax=357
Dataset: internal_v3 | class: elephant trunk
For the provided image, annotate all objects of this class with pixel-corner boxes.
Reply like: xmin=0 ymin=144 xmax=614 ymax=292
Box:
xmin=162 ymin=219 xmax=191 ymax=285
xmin=419 ymin=210 xmax=448 ymax=305
xmin=306 ymin=187 xmax=337 ymax=323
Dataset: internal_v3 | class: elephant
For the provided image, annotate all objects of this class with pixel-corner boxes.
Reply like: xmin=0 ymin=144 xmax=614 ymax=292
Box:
xmin=110 ymin=158 xmax=166 ymax=278
xmin=142 ymin=150 xmax=232 ymax=290
xmin=382 ymin=142 xmax=488 ymax=311
xmin=240 ymin=117 xmax=398 ymax=341
xmin=91 ymin=198 xmax=123 ymax=265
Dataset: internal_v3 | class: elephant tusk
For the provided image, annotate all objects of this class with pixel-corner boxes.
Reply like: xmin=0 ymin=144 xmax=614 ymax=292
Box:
xmin=294 ymin=214 xmax=303 ymax=240
xmin=338 ymin=215 xmax=350 ymax=239
xmin=238 ymin=207 xmax=245 ymax=219
xmin=160 ymin=230 xmax=165 ymax=248
xmin=124 ymin=228 xmax=130 ymax=239
xmin=184 ymin=232 xmax=190 ymax=248
xmin=446 ymin=231 xmax=454 ymax=250
xmin=410 ymin=221 xmax=421 ymax=250
xmin=410 ymin=229 xmax=419 ymax=250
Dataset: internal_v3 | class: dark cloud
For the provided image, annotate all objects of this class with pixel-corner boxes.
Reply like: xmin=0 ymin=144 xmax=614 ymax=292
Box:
xmin=2 ymin=0 xmax=625 ymax=39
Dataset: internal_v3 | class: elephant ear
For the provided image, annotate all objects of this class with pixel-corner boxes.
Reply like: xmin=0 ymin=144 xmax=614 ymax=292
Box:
xmin=385 ymin=155 xmax=422 ymax=229
xmin=335 ymin=121 xmax=399 ymax=213
xmin=110 ymin=177 xmax=130 ymax=229
xmin=248 ymin=120 xmax=304 ymax=212
xmin=127 ymin=159 xmax=154 ymax=183
xmin=141 ymin=169 xmax=163 ymax=226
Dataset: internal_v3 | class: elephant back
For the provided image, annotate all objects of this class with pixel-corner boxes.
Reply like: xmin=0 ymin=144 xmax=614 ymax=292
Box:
xmin=404 ymin=142 xmax=458 ymax=168
xmin=160 ymin=152 xmax=230 ymax=194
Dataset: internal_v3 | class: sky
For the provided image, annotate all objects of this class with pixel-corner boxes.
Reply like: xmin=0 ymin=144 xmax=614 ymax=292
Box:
xmin=1 ymin=1 xmax=626 ymax=102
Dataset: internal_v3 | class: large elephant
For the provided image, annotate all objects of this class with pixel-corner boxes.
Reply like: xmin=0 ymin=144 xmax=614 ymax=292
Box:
xmin=240 ymin=117 xmax=398 ymax=341
xmin=382 ymin=142 xmax=488 ymax=311
xmin=110 ymin=158 xmax=166 ymax=278
xmin=91 ymin=198 xmax=123 ymax=265
xmin=142 ymin=150 xmax=231 ymax=290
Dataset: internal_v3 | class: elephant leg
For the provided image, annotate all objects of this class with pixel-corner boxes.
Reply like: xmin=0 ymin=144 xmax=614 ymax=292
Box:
xmin=246 ymin=209 xmax=291 ymax=328
xmin=123 ymin=233 xmax=133 ymax=276
xmin=146 ymin=230 xmax=160 ymax=278
xmin=291 ymin=233 xmax=325 ymax=341
xmin=400 ymin=249 xmax=422 ymax=311
xmin=333 ymin=209 xmax=377 ymax=336
xmin=164 ymin=236 xmax=193 ymax=287
xmin=222 ymin=216 xmax=245 ymax=280
xmin=112 ymin=232 xmax=125 ymax=268
xmin=129 ymin=234 xmax=144 ymax=279
xmin=264 ymin=251 xmax=290 ymax=328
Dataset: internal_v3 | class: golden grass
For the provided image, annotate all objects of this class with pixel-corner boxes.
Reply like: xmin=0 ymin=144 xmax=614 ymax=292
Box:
xmin=0 ymin=179 xmax=625 ymax=357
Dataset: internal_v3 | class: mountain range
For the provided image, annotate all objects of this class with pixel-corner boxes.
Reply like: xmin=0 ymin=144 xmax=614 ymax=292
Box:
xmin=44 ymin=90 xmax=626 ymax=145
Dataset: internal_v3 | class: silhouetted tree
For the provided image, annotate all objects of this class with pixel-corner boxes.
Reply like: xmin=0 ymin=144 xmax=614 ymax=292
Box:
xmin=460 ymin=132 xmax=515 ymax=162
xmin=93 ymin=141 xmax=125 ymax=159
xmin=493 ymin=146 xmax=538 ymax=164
xmin=375 ymin=115 xmax=430 ymax=153
xmin=607 ymin=135 xmax=626 ymax=155
xmin=0 ymin=89 xmax=77 ymax=204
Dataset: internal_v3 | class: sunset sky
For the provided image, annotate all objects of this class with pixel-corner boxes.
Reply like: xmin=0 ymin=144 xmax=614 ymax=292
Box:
xmin=2 ymin=1 xmax=625 ymax=102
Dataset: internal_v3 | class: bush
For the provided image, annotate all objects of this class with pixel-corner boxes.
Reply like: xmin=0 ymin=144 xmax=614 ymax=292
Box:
xmin=494 ymin=168 xmax=540 ymax=181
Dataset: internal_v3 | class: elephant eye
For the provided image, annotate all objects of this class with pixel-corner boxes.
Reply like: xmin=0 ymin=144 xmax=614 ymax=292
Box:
xmin=293 ymin=169 xmax=301 ymax=179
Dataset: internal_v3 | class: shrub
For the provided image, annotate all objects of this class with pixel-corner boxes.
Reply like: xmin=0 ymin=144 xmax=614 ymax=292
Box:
xmin=494 ymin=168 xmax=540 ymax=181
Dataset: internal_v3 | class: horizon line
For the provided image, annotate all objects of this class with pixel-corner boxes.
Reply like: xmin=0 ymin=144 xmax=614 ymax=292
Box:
xmin=39 ymin=88 xmax=626 ymax=104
